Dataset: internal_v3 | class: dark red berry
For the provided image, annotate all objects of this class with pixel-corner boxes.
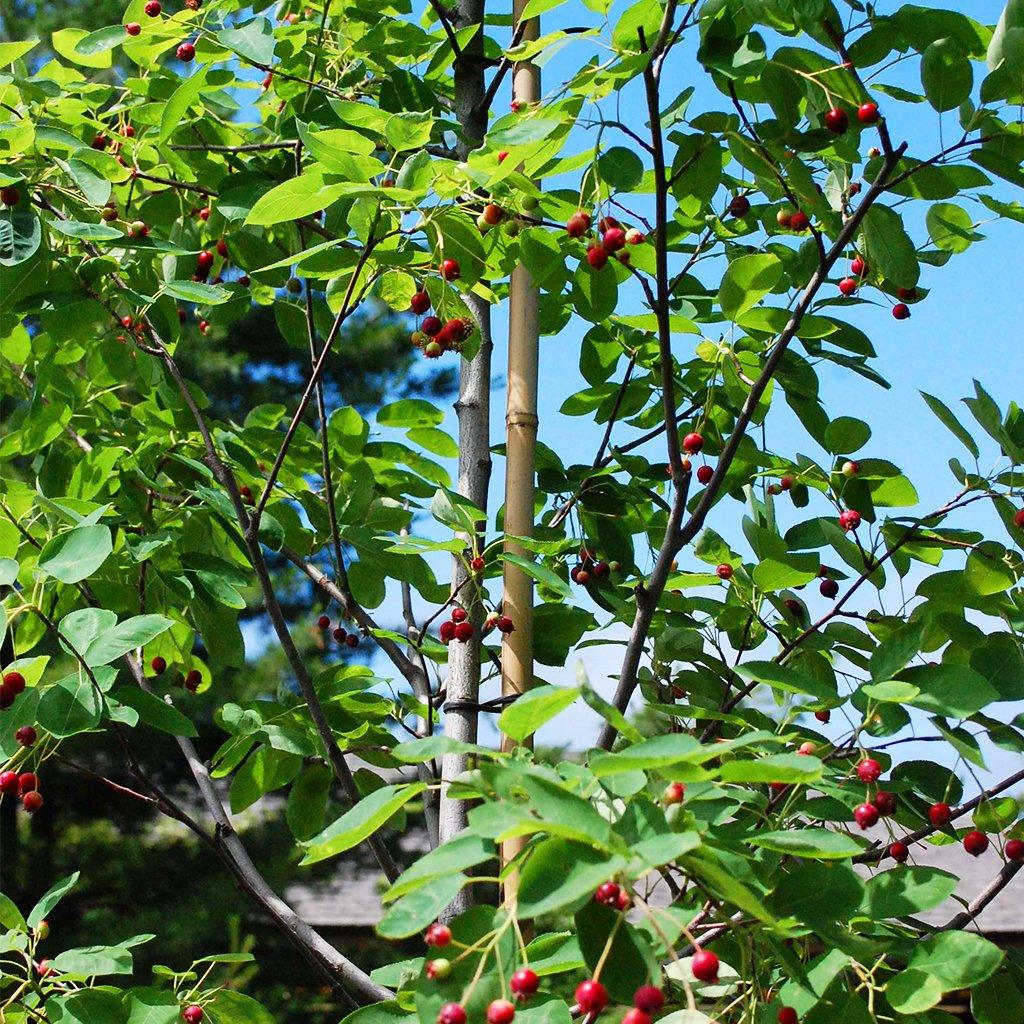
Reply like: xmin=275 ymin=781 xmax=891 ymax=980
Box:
xmin=892 ymin=303 xmax=910 ymax=320
xmin=125 ymin=22 xmax=142 ymax=36
xmin=856 ymin=758 xmax=882 ymax=783
xmin=439 ymin=620 xmax=456 ymax=643
xmin=317 ymin=615 xmax=331 ymax=630
xmin=691 ymin=949 xmax=719 ymax=983
xmin=716 ymin=564 xmax=733 ymax=580
xmin=857 ymin=102 xmax=879 ymax=124
xmin=778 ymin=1009 xmax=798 ymax=1024
xmin=819 ymin=578 xmax=839 ymax=599
xmin=1005 ymin=838 xmax=1024 ymax=860
xmin=566 ymin=211 xmax=591 ymax=238
xmin=510 ymin=968 xmax=540 ymax=1000
xmin=18 ymin=772 xmax=38 ymax=793
xmin=440 ymin=258 xmax=460 ymax=281
xmin=594 ymin=881 xmax=620 ymax=906
xmin=410 ymin=291 xmax=430 ymax=314
xmin=789 ymin=210 xmax=810 ymax=231
xmin=176 ymin=42 xmax=196 ymax=61
xmin=22 ymin=790 xmax=43 ymax=813
xmin=0 ymin=771 xmax=19 ymax=794
xmin=633 ymin=986 xmax=664 ymax=1014
xmin=451 ymin=607 xmax=467 ymax=623
xmin=854 ymin=802 xmax=880 ymax=829
xmin=889 ymin=840 xmax=909 ymax=863
xmin=824 ymin=107 xmax=848 ymax=134
xmin=438 ymin=1005 xmax=466 ymax=1024
xmin=873 ymin=790 xmax=897 ymax=816
xmin=183 ymin=1007 xmax=203 ymax=1024
xmin=151 ymin=656 xmax=167 ymax=675
xmin=696 ymin=464 xmax=713 ymax=485
xmin=728 ymin=194 xmax=750 ymax=217
xmin=963 ymin=830 xmax=989 ymax=856
xmin=575 ymin=980 xmax=608 ymax=1014
xmin=15 ymin=726 xmax=37 ymax=746
xmin=929 ymin=802 xmax=952 ymax=827
xmin=3 ymin=671 xmax=25 ymax=695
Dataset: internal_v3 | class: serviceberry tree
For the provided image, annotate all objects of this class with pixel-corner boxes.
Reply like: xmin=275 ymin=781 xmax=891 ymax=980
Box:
xmin=3 ymin=1 xmax=1024 ymax=1023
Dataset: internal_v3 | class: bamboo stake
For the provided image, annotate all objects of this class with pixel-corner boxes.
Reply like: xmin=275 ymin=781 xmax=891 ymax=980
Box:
xmin=500 ymin=0 xmax=541 ymax=904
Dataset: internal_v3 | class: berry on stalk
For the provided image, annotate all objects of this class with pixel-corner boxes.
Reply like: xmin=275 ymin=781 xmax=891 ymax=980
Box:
xmin=575 ymin=980 xmax=608 ymax=1014
xmin=691 ymin=949 xmax=719 ymax=983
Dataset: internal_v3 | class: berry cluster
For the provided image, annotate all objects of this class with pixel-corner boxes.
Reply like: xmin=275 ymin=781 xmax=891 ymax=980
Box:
xmin=570 ymin=548 xmax=616 ymax=586
xmin=439 ymin=606 xmax=475 ymax=644
xmin=0 ymin=769 xmax=43 ymax=813
xmin=408 ymin=290 xmax=475 ymax=360
xmin=835 ymin=254 xmax=919 ymax=319
xmin=316 ymin=614 xmax=361 ymax=648
xmin=565 ymin=212 xmax=646 ymax=271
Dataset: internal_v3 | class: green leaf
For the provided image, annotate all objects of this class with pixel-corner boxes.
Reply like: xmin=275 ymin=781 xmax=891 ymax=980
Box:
xmin=498 ymin=685 xmax=580 ymax=742
xmin=385 ymin=113 xmax=434 ymax=152
xmin=302 ymin=783 xmax=426 ymax=865
xmin=908 ymin=931 xmax=1004 ymax=989
xmin=823 ymin=416 xmax=871 ymax=455
xmin=38 ymin=524 xmax=112 ymax=583
xmin=887 ymin=969 xmax=944 ymax=1014
xmin=733 ymin=661 xmax=836 ymax=700
xmin=48 ymin=219 xmax=124 ymax=242
xmin=217 ymin=18 xmax=276 ymax=65
xmin=73 ymin=25 xmax=125 ymax=56
xmin=927 ymin=201 xmax=981 ymax=253
xmin=52 ymin=943 xmax=135 ymax=976
xmin=598 ymin=146 xmax=644 ymax=190
xmin=749 ymin=829 xmax=863 ymax=859
xmin=922 ymin=38 xmax=973 ymax=111
xmin=973 ymin=973 xmax=1024 ymax=1024
xmin=205 ymin=991 xmax=276 ymax=1024
xmin=861 ymin=867 xmax=958 ymax=918
xmin=37 ymin=673 xmax=104 ymax=737
xmin=124 ymin=988 xmax=181 ymax=1024
xmin=386 ymin=833 xmax=494 ymax=902
xmin=571 ymin=262 xmax=618 ymax=323
xmin=718 ymin=753 xmax=823 ymax=785
xmin=379 ymin=399 xmax=445 ymax=427
xmin=869 ymin=621 xmax=925 ymax=682
xmin=27 ymin=872 xmax=79 ymax=928
xmin=576 ymin=902 xmax=658 ymax=1002
xmin=502 ymin=553 xmax=571 ymax=600
xmin=377 ymin=874 xmax=467 ymax=939
xmin=902 ymin=664 xmax=999 ymax=717
xmin=0 ymin=208 xmax=41 ymax=266
xmin=751 ymin=553 xmax=821 ymax=591
xmin=517 ymin=838 xmax=628 ymax=917
xmin=246 ymin=172 xmax=347 ymax=226
xmin=717 ymin=253 xmax=783 ymax=321
xmin=921 ymin=391 xmax=981 ymax=457
xmin=286 ymin=764 xmax=333 ymax=842
xmin=83 ymin=614 xmax=174 ymax=666
xmin=861 ymin=205 xmax=919 ymax=289
xmin=164 ymin=280 xmax=232 ymax=305
xmin=109 ymin=687 xmax=197 ymax=737
xmin=160 ymin=69 xmax=209 ymax=144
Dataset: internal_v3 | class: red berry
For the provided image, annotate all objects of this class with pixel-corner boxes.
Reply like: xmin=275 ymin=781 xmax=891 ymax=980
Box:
xmin=728 ymin=194 xmax=750 ymax=217
xmin=857 ymin=102 xmax=880 ymax=124
xmin=425 ymin=922 xmax=452 ymax=947
xmin=566 ymin=211 xmax=591 ymax=238
xmin=496 ymin=615 xmax=515 ymax=634
xmin=0 ymin=186 xmax=20 ymax=206
xmin=197 ymin=250 xmax=214 ymax=270
xmin=176 ymin=42 xmax=196 ymax=61
xmin=856 ymin=758 xmax=882 ymax=783
xmin=602 ymin=227 xmax=626 ymax=252
xmin=18 ymin=772 xmax=38 ymax=793
xmin=3 ymin=671 xmax=25 ymax=695
xmin=594 ymin=881 xmax=620 ymax=906
xmin=963 ymin=830 xmax=989 ymax=857
xmin=897 ymin=287 xmax=916 ymax=301
xmin=439 ymin=620 xmax=456 ymax=643
xmin=450 ymin=606 xmax=467 ymax=623
xmin=682 ymin=432 xmax=704 ymax=454
xmin=929 ymin=802 xmax=952 ymax=827
xmin=332 ymin=627 xmax=347 ymax=643
xmin=453 ymin=622 xmax=473 ymax=642
xmin=125 ymin=22 xmax=142 ymax=35
xmin=483 ymin=204 xmax=504 ymax=226
xmin=784 ymin=598 xmax=803 ymax=618
xmin=1014 ymin=508 xmax=1024 ymax=529
xmin=410 ymin=291 xmax=430 ymax=314
xmin=510 ymin=968 xmax=540 ymax=1000
xmin=422 ymin=315 xmax=442 ymax=336
xmin=624 ymin=227 xmax=645 ymax=245
xmin=873 ymin=790 xmax=897 ymax=816
xmin=838 ymin=277 xmax=857 ymax=296
xmin=470 ymin=556 xmax=485 ymax=572
xmin=586 ymin=245 xmax=609 ymax=270
xmin=487 ymin=1000 xmax=515 ymax=1024
xmin=622 ymin=1011 xmax=650 ymax=1024
xmin=815 ymin=709 xmax=831 ymax=723
xmin=575 ymin=980 xmax=608 ymax=1014
xmin=183 ymin=1007 xmax=203 ymax=1024
xmin=789 ymin=211 xmax=810 ymax=231
xmin=691 ymin=949 xmax=719 ymax=983
xmin=198 ymin=207 xmax=211 ymax=221
xmin=777 ymin=1009 xmax=798 ymax=1024
xmin=0 ymin=771 xmax=18 ymax=794
xmin=184 ymin=669 xmax=201 ymax=692
xmin=438 ymin=1005 xmax=466 ymax=1024
xmin=497 ymin=151 xmax=509 ymax=163
xmin=345 ymin=633 xmax=359 ymax=648
xmin=663 ymin=781 xmax=685 ymax=805
xmin=317 ymin=615 xmax=331 ymax=630
xmin=22 ymin=790 xmax=43 ymax=813
xmin=696 ymin=464 xmax=713 ymax=485
xmin=151 ymin=656 xmax=167 ymax=675
xmin=15 ymin=726 xmax=37 ymax=746
xmin=592 ymin=561 xmax=610 ymax=579
xmin=1005 ymin=838 xmax=1024 ymax=860
xmin=216 ymin=239 xmax=228 ymax=258
xmin=824 ymin=107 xmax=848 ymax=134
xmin=440 ymin=258 xmax=460 ymax=281
xmin=716 ymin=564 xmax=733 ymax=580
xmin=892 ymin=303 xmax=910 ymax=320
xmin=145 ymin=0 xmax=162 ymax=14
xmin=819 ymin=578 xmax=839 ymax=599
xmin=838 ymin=510 xmax=861 ymax=532
xmin=633 ymin=986 xmax=664 ymax=1014
xmin=889 ymin=840 xmax=909 ymax=863
xmin=854 ymin=802 xmax=879 ymax=829
xmin=0 ymin=683 xmax=14 ymax=709
xmin=780 ymin=474 xmax=795 ymax=491
xmin=850 ymin=256 xmax=868 ymax=276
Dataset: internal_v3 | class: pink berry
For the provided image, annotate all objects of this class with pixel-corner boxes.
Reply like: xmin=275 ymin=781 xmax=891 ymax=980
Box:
xmin=487 ymin=1000 xmax=515 ymax=1024
xmin=575 ymin=980 xmax=608 ymax=1014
